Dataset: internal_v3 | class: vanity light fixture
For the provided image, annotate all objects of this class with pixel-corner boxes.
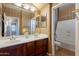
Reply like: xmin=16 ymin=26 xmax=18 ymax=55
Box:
xmin=23 ymin=4 xmax=30 ymax=9
xmin=14 ymin=3 xmax=36 ymax=12
xmin=30 ymin=7 xmax=36 ymax=12
xmin=14 ymin=3 xmax=22 ymax=7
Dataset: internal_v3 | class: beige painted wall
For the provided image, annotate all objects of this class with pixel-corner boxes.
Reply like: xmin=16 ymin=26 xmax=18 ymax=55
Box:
xmin=34 ymin=10 xmax=41 ymax=34
xmin=40 ymin=3 xmax=59 ymax=55
xmin=21 ymin=11 xmax=34 ymax=34
xmin=40 ymin=3 xmax=60 ymax=55
xmin=40 ymin=4 xmax=53 ymax=55
xmin=40 ymin=4 xmax=49 ymax=34
xmin=3 ymin=4 xmax=21 ymax=17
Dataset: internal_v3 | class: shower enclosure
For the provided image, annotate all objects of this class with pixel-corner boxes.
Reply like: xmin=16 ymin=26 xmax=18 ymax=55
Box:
xmin=52 ymin=3 xmax=75 ymax=56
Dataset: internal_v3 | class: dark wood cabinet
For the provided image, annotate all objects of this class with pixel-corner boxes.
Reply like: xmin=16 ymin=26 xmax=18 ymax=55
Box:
xmin=0 ymin=48 xmax=10 ymax=56
xmin=35 ymin=39 xmax=44 ymax=55
xmin=0 ymin=44 xmax=24 ymax=56
xmin=9 ymin=46 xmax=18 ymax=56
xmin=24 ymin=42 xmax=35 ymax=56
xmin=0 ymin=46 xmax=18 ymax=56
xmin=42 ymin=39 xmax=48 ymax=55
xmin=0 ymin=38 xmax=48 ymax=56
xmin=16 ymin=44 xmax=24 ymax=56
xmin=35 ymin=39 xmax=48 ymax=56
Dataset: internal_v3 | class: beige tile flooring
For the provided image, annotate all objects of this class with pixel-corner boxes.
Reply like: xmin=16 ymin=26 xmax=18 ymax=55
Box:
xmin=55 ymin=47 xmax=75 ymax=56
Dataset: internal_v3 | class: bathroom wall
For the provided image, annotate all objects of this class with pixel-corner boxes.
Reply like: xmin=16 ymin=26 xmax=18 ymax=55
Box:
xmin=35 ymin=4 xmax=52 ymax=55
xmin=58 ymin=4 xmax=75 ymax=21
xmin=21 ymin=11 xmax=34 ymax=34
xmin=40 ymin=4 xmax=54 ymax=55
xmin=40 ymin=4 xmax=49 ymax=34
xmin=3 ymin=4 xmax=21 ymax=17
xmin=34 ymin=10 xmax=41 ymax=34
xmin=40 ymin=3 xmax=59 ymax=55
xmin=34 ymin=4 xmax=50 ymax=34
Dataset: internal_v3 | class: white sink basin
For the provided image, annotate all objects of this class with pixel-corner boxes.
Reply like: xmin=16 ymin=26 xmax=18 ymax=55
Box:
xmin=7 ymin=40 xmax=20 ymax=44
xmin=0 ymin=39 xmax=20 ymax=45
xmin=0 ymin=39 xmax=10 ymax=43
xmin=27 ymin=35 xmax=39 ymax=38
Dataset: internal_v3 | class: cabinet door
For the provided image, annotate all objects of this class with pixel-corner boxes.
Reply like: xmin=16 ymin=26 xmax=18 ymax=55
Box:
xmin=24 ymin=41 xmax=35 ymax=56
xmin=35 ymin=39 xmax=44 ymax=56
xmin=42 ymin=39 xmax=48 ymax=55
xmin=9 ymin=46 xmax=18 ymax=56
xmin=35 ymin=39 xmax=48 ymax=56
xmin=9 ymin=44 xmax=24 ymax=56
xmin=0 ymin=46 xmax=18 ymax=56
xmin=16 ymin=44 xmax=24 ymax=56
xmin=0 ymin=48 xmax=10 ymax=56
xmin=0 ymin=44 xmax=24 ymax=56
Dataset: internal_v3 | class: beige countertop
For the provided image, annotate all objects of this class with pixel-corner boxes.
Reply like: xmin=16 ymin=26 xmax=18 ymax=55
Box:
xmin=0 ymin=34 xmax=48 ymax=48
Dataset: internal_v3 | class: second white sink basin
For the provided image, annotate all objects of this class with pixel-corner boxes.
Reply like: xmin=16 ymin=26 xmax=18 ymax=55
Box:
xmin=6 ymin=40 xmax=20 ymax=44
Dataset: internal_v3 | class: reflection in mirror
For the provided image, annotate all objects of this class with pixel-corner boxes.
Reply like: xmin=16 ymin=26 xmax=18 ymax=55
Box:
xmin=0 ymin=3 xmax=47 ymax=37
xmin=4 ymin=15 xmax=20 ymax=37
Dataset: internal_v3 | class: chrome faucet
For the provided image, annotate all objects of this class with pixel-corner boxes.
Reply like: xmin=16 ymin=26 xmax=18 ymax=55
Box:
xmin=10 ymin=36 xmax=15 ymax=40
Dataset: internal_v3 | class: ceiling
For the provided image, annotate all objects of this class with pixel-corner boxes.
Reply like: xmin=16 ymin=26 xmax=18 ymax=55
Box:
xmin=32 ymin=3 xmax=48 ymax=10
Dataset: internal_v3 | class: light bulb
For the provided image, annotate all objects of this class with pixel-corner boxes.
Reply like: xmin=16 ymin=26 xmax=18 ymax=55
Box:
xmin=14 ymin=3 xmax=22 ymax=7
xmin=24 ymin=4 xmax=30 ymax=9
xmin=30 ymin=7 xmax=36 ymax=12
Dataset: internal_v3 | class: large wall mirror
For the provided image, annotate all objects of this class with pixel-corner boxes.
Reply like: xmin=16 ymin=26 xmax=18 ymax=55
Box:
xmin=0 ymin=3 xmax=47 ymax=37
xmin=35 ymin=15 xmax=47 ymax=34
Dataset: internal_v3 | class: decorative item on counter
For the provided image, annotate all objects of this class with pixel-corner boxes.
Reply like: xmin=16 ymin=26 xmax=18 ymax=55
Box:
xmin=22 ymin=27 xmax=29 ymax=35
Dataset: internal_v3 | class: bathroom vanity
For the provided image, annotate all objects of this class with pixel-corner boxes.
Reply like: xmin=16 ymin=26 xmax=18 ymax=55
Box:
xmin=0 ymin=34 xmax=48 ymax=56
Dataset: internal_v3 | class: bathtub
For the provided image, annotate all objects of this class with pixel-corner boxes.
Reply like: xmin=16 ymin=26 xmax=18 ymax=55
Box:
xmin=55 ymin=19 xmax=75 ymax=52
